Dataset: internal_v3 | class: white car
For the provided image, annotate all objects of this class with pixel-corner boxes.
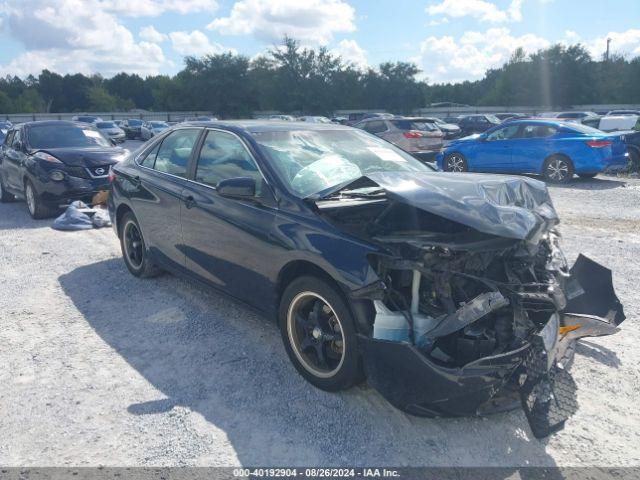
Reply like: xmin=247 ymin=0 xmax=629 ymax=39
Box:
xmin=140 ymin=121 xmax=170 ymax=140
xmin=597 ymin=115 xmax=640 ymax=132
xmin=299 ymin=116 xmax=332 ymax=123
xmin=94 ymin=121 xmax=126 ymax=143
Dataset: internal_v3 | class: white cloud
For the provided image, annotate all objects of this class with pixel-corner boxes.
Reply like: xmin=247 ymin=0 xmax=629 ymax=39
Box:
xmin=586 ymin=29 xmax=640 ymax=59
xmin=331 ymin=39 xmax=367 ymax=68
xmin=426 ymin=0 xmax=523 ymax=23
xmin=415 ymin=27 xmax=550 ymax=83
xmin=0 ymin=0 xmax=168 ymax=76
xmin=207 ymin=0 xmax=356 ymax=45
xmin=169 ymin=30 xmax=232 ymax=57
xmin=98 ymin=0 xmax=218 ymax=17
xmin=139 ymin=25 xmax=167 ymax=43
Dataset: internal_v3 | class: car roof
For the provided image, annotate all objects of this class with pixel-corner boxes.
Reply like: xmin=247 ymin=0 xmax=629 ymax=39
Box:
xmin=180 ymin=120 xmax=352 ymax=133
xmin=13 ymin=120 xmax=91 ymax=129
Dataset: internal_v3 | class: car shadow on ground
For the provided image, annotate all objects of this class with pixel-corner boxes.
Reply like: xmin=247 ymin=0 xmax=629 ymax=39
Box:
xmin=0 ymin=201 xmax=54 ymax=230
xmin=576 ymin=340 xmax=621 ymax=368
xmin=59 ymin=258 xmax=559 ymax=468
xmin=547 ymin=176 xmax=627 ymax=191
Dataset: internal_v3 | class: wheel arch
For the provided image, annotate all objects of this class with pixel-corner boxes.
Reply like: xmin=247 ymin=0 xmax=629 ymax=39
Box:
xmin=541 ymin=152 xmax=573 ymax=174
xmin=114 ymin=203 xmax=134 ymax=238
xmin=275 ymin=259 xmax=374 ymax=335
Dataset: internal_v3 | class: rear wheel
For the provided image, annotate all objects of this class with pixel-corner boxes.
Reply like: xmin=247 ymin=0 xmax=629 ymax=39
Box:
xmin=25 ymin=179 xmax=55 ymax=219
xmin=543 ymin=156 xmax=574 ymax=183
xmin=443 ymin=153 xmax=468 ymax=172
xmin=279 ymin=276 xmax=361 ymax=391
xmin=119 ymin=211 xmax=162 ymax=278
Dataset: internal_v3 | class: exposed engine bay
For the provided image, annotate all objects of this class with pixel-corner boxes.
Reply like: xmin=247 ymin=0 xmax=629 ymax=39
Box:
xmin=313 ymin=171 xmax=626 ymax=438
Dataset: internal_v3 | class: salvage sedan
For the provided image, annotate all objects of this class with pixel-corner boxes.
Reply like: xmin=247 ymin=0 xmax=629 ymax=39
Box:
xmin=108 ymin=121 xmax=625 ymax=438
xmin=0 ymin=121 xmax=127 ymax=218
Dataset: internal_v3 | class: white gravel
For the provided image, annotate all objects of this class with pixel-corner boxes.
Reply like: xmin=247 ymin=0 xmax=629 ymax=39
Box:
xmin=1 ymin=164 xmax=639 ymax=467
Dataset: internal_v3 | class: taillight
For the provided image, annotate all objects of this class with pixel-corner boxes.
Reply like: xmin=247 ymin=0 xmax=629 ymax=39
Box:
xmin=403 ymin=131 xmax=423 ymax=138
xmin=586 ymin=140 xmax=612 ymax=148
xmin=108 ymin=168 xmax=116 ymax=183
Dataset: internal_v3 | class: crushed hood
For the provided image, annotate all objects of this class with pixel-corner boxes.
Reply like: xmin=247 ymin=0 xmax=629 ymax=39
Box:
xmin=323 ymin=172 xmax=559 ymax=242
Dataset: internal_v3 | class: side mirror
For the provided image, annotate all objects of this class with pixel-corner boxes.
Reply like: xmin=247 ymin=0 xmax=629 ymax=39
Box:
xmin=14 ymin=141 xmax=23 ymax=151
xmin=217 ymin=177 xmax=256 ymax=198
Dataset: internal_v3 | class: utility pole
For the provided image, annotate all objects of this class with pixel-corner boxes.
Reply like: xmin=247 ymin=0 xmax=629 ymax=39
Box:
xmin=605 ymin=37 xmax=611 ymax=61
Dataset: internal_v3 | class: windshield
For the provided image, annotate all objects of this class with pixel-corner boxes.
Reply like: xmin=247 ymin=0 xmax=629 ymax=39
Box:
xmin=251 ymin=128 xmax=434 ymax=197
xmin=96 ymin=122 xmax=115 ymax=128
xmin=128 ymin=119 xmax=143 ymax=126
xmin=28 ymin=125 xmax=112 ymax=149
xmin=150 ymin=122 xmax=168 ymax=128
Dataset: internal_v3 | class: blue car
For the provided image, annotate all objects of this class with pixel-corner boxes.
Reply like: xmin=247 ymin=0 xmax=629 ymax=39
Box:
xmin=437 ymin=120 xmax=629 ymax=182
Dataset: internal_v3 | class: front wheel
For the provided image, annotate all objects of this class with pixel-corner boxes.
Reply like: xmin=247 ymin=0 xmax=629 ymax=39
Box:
xmin=443 ymin=153 xmax=468 ymax=172
xmin=25 ymin=179 xmax=55 ymax=219
xmin=543 ymin=156 xmax=574 ymax=183
xmin=279 ymin=276 xmax=362 ymax=392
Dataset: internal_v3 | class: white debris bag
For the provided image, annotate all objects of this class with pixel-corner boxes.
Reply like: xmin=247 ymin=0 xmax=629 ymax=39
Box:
xmin=52 ymin=201 xmax=112 ymax=231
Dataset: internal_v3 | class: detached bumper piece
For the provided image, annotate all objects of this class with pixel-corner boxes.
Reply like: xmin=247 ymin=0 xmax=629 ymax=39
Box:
xmin=519 ymin=337 xmax=578 ymax=438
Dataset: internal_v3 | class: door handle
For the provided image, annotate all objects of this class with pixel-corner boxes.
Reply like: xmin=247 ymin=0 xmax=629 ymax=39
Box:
xmin=183 ymin=195 xmax=196 ymax=209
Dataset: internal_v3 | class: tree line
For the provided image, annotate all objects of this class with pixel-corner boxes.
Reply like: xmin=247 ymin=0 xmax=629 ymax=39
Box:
xmin=1 ymin=38 xmax=639 ymax=117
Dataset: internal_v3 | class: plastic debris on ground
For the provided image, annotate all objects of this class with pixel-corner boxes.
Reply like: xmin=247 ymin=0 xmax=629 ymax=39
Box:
xmin=52 ymin=200 xmax=112 ymax=231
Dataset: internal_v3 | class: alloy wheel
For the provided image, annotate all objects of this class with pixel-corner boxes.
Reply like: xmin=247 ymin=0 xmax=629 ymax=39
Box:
xmin=25 ymin=183 xmax=36 ymax=216
xmin=547 ymin=158 xmax=570 ymax=182
xmin=287 ymin=292 xmax=345 ymax=379
xmin=123 ymin=221 xmax=144 ymax=269
xmin=446 ymin=154 xmax=465 ymax=172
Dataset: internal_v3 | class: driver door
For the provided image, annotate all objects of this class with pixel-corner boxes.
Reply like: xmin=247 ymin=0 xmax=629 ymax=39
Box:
xmin=180 ymin=129 xmax=279 ymax=307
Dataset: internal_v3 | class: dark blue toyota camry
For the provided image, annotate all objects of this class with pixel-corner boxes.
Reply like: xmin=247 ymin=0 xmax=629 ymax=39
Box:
xmin=108 ymin=120 xmax=625 ymax=438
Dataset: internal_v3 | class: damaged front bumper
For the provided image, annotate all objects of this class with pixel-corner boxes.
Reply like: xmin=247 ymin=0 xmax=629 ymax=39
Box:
xmin=360 ymin=255 xmax=625 ymax=439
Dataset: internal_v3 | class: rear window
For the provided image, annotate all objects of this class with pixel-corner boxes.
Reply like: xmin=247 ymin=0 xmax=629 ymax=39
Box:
xmin=28 ymin=125 xmax=112 ymax=149
xmin=392 ymin=120 xmax=437 ymax=132
xmin=564 ymin=123 xmax=605 ymax=135
xmin=128 ymin=119 xmax=143 ymax=126
xmin=96 ymin=122 xmax=115 ymax=128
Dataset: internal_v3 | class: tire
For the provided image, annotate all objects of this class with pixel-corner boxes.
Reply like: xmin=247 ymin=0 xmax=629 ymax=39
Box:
xmin=543 ymin=155 xmax=574 ymax=183
xmin=443 ymin=153 xmax=468 ymax=172
xmin=0 ymin=175 xmax=15 ymax=202
xmin=578 ymin=173 xmax=598 ymax=179
xmin=279 ymin=275 xmax=362 ymax=392
xmin=119 ymin=211 xmax=163 ymax=278
xmin=24 ymin=179 xmax=55 ymax=219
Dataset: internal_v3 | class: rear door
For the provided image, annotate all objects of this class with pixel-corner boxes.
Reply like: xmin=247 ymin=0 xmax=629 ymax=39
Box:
xmin=129 ymin=128 xmax=202 ymax=270
xmin=180 ymin=128 xmax=279 ymax=307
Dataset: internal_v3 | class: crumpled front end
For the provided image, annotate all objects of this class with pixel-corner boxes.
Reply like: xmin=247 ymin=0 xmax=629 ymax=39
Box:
xmin=316 ymin=174 xmax=625 ymax=438
xmin=357 ymin=234 xmax=624 ymax=438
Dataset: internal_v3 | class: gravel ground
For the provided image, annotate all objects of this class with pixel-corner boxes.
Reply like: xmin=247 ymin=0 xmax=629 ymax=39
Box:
xmin=1 ymin=150 xmax=639 ymax=467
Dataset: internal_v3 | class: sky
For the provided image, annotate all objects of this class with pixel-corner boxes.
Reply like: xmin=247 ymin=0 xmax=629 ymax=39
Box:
xmin=0 ymin=0 xmax=639 ymax=83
